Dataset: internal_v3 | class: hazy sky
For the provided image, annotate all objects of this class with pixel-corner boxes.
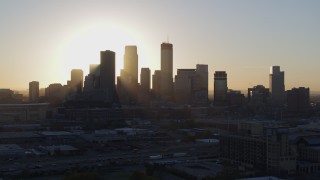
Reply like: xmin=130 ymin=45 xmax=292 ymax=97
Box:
xmin=0 ymin=0 xmax=319 ymax=92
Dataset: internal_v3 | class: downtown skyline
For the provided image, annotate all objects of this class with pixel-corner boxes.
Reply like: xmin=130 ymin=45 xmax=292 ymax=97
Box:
xmin=0 ymin=0 xmax=320 ymax=92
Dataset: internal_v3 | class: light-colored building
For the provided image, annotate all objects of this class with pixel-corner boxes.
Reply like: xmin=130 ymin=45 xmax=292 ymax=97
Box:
xmin=71 ymin=69 xmax=83 ymax=94
xmin=117 ymin=46 xmax=139 ymax=104
xmin=124 ymin=45 xmax=138 ymax=85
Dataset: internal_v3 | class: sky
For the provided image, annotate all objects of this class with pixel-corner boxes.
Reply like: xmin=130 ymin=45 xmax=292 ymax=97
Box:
xmin=0 ymin=0 xmax=319 ymax=92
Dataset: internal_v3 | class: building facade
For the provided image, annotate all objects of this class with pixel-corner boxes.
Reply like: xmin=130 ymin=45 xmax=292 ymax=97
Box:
xmin=29 ymin=81 xmax=39 ymax=103
xmin=160 ymin=43 xmax=173 ymax=100
xmin=118 ymin=46 xmax=139 ymax=104
xmin=214 ymin=71 xmax=228 ymax=105
xmin=70 ymin=69 xmax=83 ymax=94
xmin=287 ymin=87 xmax=310 ymax=114
xmin=269 ymin=66 xmax=285 ymax=106
xmin=100 ymin=50 xmax=116 ymax=102
xmin=152 ymin=70 xmax=161 ymax=98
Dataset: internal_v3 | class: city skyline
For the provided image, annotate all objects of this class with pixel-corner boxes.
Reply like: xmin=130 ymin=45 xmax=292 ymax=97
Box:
xmin=1 ymin=0 xmax=320 ymax=91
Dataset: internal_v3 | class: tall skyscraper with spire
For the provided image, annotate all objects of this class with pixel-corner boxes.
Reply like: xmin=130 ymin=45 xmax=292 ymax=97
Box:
xmin=160 ymin=42 xmax=173 ymax=100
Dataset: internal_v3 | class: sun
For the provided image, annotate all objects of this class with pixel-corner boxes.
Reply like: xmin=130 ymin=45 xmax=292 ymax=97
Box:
xmin=61 ymin=23 xmax=137 ymax=79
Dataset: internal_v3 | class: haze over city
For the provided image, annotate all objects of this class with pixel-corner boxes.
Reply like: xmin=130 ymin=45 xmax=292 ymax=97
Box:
xmin=3 ymin=1 xmax=320 ymax=179
xmin=1 ymin=0 xmax=320 ymax=91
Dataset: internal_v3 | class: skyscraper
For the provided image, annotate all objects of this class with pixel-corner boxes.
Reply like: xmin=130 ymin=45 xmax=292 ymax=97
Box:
xmin=117 ymin=46 xmax=139 ymax=105
xmin=174 ymin=64 xmax=208 ymax=105
xmin=29 ymin=81 xmax=39 ymax=103
xmin=70 ymin=69 xmax=83 ymax=94
xmin=269 ymin=66 xmax=285 ymax=106
xmin=152 ymin=70 xmax=161 ymax=98
xmin=124 ymin=46 xmax=138 ymax=85
xmin=287 ymin=87 xmax=310 ymax=113
xmin=214 ymin=71 xmax=228 ymax=104
xmin=100 ymin=50 xmax=116 ymax=102
xmin=195 ymin=64 xmax=208 ymax=105
xmin=139 ymin=68 xmax=151 ymax=105
xmin=174 ymin=69 xmax=195 ymax=104
xmin=89 ymin=64 xmax=100 ymax=77
xmin=160 ymin=42 xmax=173 ymax=100
xmin=89 ymin=64 xmax=100 ymax=89
xmin=140 ymin=68 xmax=150 ymax=92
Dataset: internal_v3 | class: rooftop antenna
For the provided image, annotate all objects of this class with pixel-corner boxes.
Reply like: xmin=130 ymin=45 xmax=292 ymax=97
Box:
xmin=167 ymin=34 xmax=170 ymax=43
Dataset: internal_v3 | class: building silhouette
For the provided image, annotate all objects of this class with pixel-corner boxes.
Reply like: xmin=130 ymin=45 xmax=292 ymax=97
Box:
xmin=269 ymin=66 xmax=285 ymax=106
xmin=70 ymin=69 xmax=83 ymax=94
xmin=174 ymin=64 xmax=208 ymax=105
xmin=247 ymin=85 xmax=270 ymax=109
xmin=152 ymin=70 xmax=161 ymax=98
xmin=89 ymin=64 xmax=100 ymax=88
xmin=124 ymin=46 xmax=138 ymax=86
xmin=214 ymin=71 xmax=228 ymax=105
xmin=174 ymin=69 xmax=196 ymax=104
xmin=117 ymin=46 xmax=139 ymax=104
xmin=0 ymin=89 xmax=23 ymax=103
xmin=194 ymin=64 xmax=208 ymax=105
xmin=140 ymin=68 xmax=150 ymax=93
xmin=226 ymin=89 xmax=245 ymax=107
xmin=139 ymin=68 xmax=151 ymax=104
xmin=287 ymin=87 xmax=310 ymax=114
xmin=100 ymin=50 xmax=116 ymax=102
xmin=160 ymin=42 xmax=173 ymax=100
xmin=29 ymin=81 xmax=39 ymax=103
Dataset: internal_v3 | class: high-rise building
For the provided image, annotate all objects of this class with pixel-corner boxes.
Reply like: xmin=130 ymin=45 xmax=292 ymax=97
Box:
xmin=117 ymin=46 xmax=139 ymax=104
xmin=70 ymin=69 xmax=83 ymax=94
xmin=124 ymin=46 xmax=138 ymax=85
xmin=174 ymin=69 xmax=196 ymax=104
xmin=29 ymin=81 xmax=39 ymax=103
xmin=287 ymin=87 xmax=310 ymax=113
xmin=89 ymin=64 xmax=100 ymax=76
xmin=160 ymin=42 xmax=173 ymax=100
xmin=214 ymin=71 xmax=228 ymax=104
xmin=226 ymin=89 xmax=245 ymax=107
xmin=194 ymin=64 xmax=208 ymax=105
xmin=83 ymin=75 xmax=94 ymax=92
xmin=248 ymin=85 xmax=270 ymax=107
xmin=174 ymin=65 xmax=209 ymax=105
xmin=138 ymin=68 xmax=151 ymax=105
xmin=45 ymin=83 xmax=67 ymax=100
xmin=100 ymin=50 xmax=116 ymax=102
xmin=89 ymin=64 xmax=100 ymax=89
xmin=140 ymin=68 xmax=150 ymax=92
xmin=269 ymin=66 xmax=285 ymax=106
xmin=152 ymin=70 xmax=161 ymax=98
